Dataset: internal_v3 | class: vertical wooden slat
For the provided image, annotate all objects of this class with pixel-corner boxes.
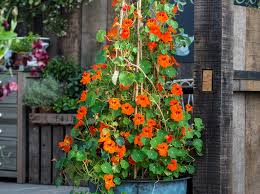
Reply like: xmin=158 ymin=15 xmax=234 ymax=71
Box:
xmin=52 ymin=125 xmax=64 ymax=184
xmin=193 ymin=0 xmax=233 ymax=194
xmin=107 ymin=0 xmax=114 ymax=30
xmin=40 ymin=125 xmax=52 ymax=185
xmin=245 ymin=93 xmax=260 ymax=194
xmin=29 ymin=124 xmax=40 ymax=184
xmin=65 ymin=126 xmax=72 ymax=136
xmin=81 ymin=0 xmax=108 ymax=67
xmin=17 ymin=72 xmax=27 ymax=183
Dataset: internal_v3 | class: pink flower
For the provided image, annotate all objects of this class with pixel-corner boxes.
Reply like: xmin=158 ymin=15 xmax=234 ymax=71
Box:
xmin=32 ymin=40 xmax=43 ymax=50
xmin=38 ymin=61 xmax=46 ymax=70
xmin=8 ymin=82 xmax=18 ymax=91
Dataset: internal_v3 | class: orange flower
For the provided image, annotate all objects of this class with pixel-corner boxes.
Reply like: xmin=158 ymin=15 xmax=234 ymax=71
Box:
xmin=147 ymin=42 xmax=157 ymax=51
xmin=156 ymin=83 xmax=164 ymax=92
xmin=92 ymin=70 xmax=102 ymax=81
xmin=108 ymin=98 xmax=121 ymax=110
xmin=99 ymin=131 xmax=110 ymax=143
xmin=104 ymin=174 xmax=113 ymax=182
xmin=76 ymin=106 xmax=87 ymax=120
xmin=133 ymin=113 xmax=145 ymax=126
xmin=122 ymin=4 xmax=131 ymax=11
xmin=99 ymin=122 xmax=109 ymax=132
xmin=147 ymin=18 xmax=157 ymax=28
xmin=78 ymin=90 xmax=88 ymax=103
xmin=122 ymin=18 xmax=133 ymax=29
xmin=167 ymin=159 xmax=178 ymax=171
xmin=117 ymin=145 xmax=126 ymax=158
xmin=58 ymin=135 xmax=73 ymax=153
xmin=121 ymin=103 xmax=135 ymax=116
xmin=181 ymin=127 xmax=186 ymax=136
xmin=141 ymin=126 xmax=153 ymax=138
xmin=168 ymin=26 xmax=177 ymax=34
xmin=128 ymin=156 xmax=136 ymax=165
xmin=172 ymin=5 xmax=178 ymax=14
xmin=170 ymin=99 xmax=180 ymax=106
xmin=136 ymin=95 xmax=151 ymax=108
xmin=121 ymin=28 xmax=130 ymax=39
xmin=157 ymin=143 xmax=168 ymax=157
xmin=104 ymin=174 xmax=115 ymax=190
xmin=92 ymin=63 xmax=107 ymax=70
xmin=74 ymin=120 xmax=84 ymax=129
xmin=170 ymin=103 xmax=182 ymax=113
xmin=171 ymin=109 xmax=184 ymax=122
xmin=119 ymin=84 xmax=130 ymax=90
xmin=111 ymin=156 xmax=120 ymax=164
xmin=149 ymin=25 xmax=161 ymax=37
xmin=89 ymin=126 xmax=97 ymax=136
xmin=170 ymin=56 xmax=177 ymax=66
xmin=171 ymin=84 xmax=183 ymax=96
xmin=186 ymin=104 xmax=193 ymax=112
xmin=165 ymin=135 xmax=174 ymax=143
xmin=156 ymin=11 xmax=168 ymax=23
xmin=160 ymin=31 xmax=173 ymax=43
xmin=160 ymin=0 xmax=166 ymax=4
xmin=134 ymin=134 xmax=143 ymax=147
xmin=103 ymin=138 xmax=116 ymax=154
xmin=157 ymin=54 xmax=172 ymax=68
xmin=107 ymin=27 xmax=118 ymax=40
xmin=80 ymin=72 xmax=91 ymax=85
xmin=112 ymin=0 xmax=117 ymax=7
xmin=148 ymin=119 xmax=157 ymax=127
xmin=120 ymin=131 xmax=130 ymax=139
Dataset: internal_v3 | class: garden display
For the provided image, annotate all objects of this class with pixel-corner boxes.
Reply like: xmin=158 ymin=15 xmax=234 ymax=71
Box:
xmin=56 ymin=0 xmax=204 ymax=194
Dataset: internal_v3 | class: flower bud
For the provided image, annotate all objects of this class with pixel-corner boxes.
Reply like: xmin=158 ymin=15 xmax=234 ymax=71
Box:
xmin=12 ymin=7 xmax=18 ymax=17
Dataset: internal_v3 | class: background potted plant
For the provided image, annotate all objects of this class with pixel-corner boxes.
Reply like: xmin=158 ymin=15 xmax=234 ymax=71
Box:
xmin=42 ymin=56 xmax=84 ymax=113
xmin=56 ymin=0 xmax=203 ymax=193
xmin=23 ymin=76 xmax=61 ymax=112
xmin=10 ymin=33 xmax=38 ymax=70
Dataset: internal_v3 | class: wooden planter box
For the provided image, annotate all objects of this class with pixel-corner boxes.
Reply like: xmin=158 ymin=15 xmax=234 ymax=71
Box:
xmin=28 ymin=113 xmax=75 ymax=185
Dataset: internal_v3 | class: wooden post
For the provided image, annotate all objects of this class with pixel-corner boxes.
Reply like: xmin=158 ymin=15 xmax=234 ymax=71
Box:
xmin=59 ymin=8 xmax=82 ymax=63
xmin=193 ymin=1 xmax=233 ymax=194
xmin=81 ymin=0 xmax=109 ymax=67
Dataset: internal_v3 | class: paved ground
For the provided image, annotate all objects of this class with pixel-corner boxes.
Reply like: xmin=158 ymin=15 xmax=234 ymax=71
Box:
xmin=0 ymin=182 xmax=88 ymax=194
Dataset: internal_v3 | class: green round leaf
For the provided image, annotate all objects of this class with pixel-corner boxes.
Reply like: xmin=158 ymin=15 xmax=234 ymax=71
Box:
xmin=101 ymin=162 xmax=113 ymax=174
xmin=96 ymin=29 xmax=106 ymax=43
xmin=120 ymin=160 xmax=130 ymax=169
xmin=140 ymin=59 xmax=152 ymax=74
xmin=119 ymin=71 xmax=135 ymax=86
xmin=131 ymin=149 xmax=145 ymax=162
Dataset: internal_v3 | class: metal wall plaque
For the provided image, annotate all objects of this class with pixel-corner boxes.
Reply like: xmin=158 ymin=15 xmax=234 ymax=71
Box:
xmin=234 ymin=0 xmax=259 ymax=8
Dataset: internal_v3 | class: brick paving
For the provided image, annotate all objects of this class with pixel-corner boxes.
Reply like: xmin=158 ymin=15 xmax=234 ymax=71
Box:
xmin=0 ymin=182 xmax=88 ymax=194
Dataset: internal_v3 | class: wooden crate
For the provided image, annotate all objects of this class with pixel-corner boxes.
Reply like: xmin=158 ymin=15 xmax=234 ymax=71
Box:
xmin=28 ymin=113 xmax=75 ymax=185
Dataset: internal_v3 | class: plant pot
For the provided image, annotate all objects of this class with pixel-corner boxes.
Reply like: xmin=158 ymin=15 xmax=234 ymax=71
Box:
xmin=114 ymin=178 xmax=190 ymax=194
xmin=11 ymin=52 xmax=31 ymax=70
xmin=89 ymin=178 xmax=190 ymax=194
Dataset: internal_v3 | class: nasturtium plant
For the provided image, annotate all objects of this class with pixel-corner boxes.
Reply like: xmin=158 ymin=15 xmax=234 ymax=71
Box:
xmin=0 ymin=7 xmax=17 ymax=60
xmin=57 ymin=0 xmax=203 ymax=193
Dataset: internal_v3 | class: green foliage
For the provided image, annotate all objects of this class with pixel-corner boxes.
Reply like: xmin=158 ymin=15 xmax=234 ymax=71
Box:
xmin=53 ymin=97 xmax=78 ymax=113
xmin=23 ymin=76 xmax=60 ymax=110
xmin=10 ymin=33 xmax=38 ymax=53
xmin=57 ymin=1 xmax=203 ymax=193
xmin=0 ymin=1 xmax=96 ymax=36
xmin=43 ymin=56 xmax=84 ymax=99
